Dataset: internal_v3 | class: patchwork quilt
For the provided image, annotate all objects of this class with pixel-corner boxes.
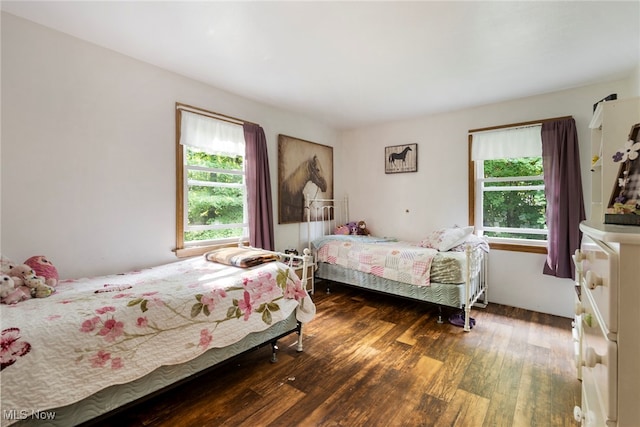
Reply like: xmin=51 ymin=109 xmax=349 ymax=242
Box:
xmin=314 ymin=235 xmax=437 ymax=286
xmin=0 ymin=257 xmax=314 ymax=424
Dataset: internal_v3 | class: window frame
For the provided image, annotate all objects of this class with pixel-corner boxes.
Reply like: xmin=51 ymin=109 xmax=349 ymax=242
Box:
xmin=468 ymin=119 xmax=553 ymax=254
xmin=175 ymin=103 xmax=249 ymax=258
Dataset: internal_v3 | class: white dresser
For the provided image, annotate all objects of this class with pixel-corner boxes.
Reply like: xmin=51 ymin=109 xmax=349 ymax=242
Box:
xmin=573 ymin=221 xmax=640 ymax=426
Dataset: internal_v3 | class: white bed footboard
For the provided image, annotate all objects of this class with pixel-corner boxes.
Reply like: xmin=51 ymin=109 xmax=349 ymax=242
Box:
xmin=463 ymin=243 xmax=489 ymax=331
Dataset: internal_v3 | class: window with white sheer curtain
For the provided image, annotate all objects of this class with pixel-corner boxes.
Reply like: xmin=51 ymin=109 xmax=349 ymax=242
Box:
xmin=176 ymin=106 xmax=248 ymax=255
xmin=469 ymin=123 xmax=548 ymax=252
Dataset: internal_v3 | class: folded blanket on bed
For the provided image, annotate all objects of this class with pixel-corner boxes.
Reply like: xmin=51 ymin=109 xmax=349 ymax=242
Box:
xmin=205 ymin=247 xmax=278 ymax=268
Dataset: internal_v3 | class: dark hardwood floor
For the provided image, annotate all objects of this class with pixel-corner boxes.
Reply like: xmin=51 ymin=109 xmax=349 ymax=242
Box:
xmin=99 ymin=281 xmax=581 ymax=427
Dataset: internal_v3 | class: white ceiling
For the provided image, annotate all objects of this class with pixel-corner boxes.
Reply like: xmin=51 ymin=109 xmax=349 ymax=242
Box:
xmin=2 ymin=1 xmax=639 ymax=129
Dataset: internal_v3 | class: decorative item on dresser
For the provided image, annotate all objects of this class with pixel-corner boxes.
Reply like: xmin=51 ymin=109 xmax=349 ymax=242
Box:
xmin=605 ymin=123 xmax=640 ymax=224
xmin=573 ymin=222 xmax=640 ymax=426
xmin=588 ymin=97 xmax=640 ymax=224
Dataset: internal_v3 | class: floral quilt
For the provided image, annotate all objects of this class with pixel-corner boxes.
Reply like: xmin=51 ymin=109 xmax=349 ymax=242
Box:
xmin=0 ymin=257 xmax=314 ymax=421
xmin=314 ymin=235 xmax=437 ymax=286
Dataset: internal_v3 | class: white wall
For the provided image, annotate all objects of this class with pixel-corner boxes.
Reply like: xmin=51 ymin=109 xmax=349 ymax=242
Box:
xmin=630 ymin=64 xmax=640 ymax=97
xmin=341 ymin=77 xmax=635 ymax=318
xmin=1 ymin=13 xmax=340 ymax=278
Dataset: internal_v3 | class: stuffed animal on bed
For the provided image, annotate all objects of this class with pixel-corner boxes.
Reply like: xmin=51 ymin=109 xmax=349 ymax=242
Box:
xmin=356 ymin=220 xmax=371 ymax=236
xmin=0 ymin=274 xmax=29 ymax=305
xmin=24 ymin=255 xmax=59 ymax=287
xmin=8 ymin=264 xmax=55 ymax=299
xmin=346 ymin=221 xmax=358 ymax=235
xmin=0 ymin=275 xmax=16 ymax=299
xmin=334 ymin=224 xmax=350 ymax=235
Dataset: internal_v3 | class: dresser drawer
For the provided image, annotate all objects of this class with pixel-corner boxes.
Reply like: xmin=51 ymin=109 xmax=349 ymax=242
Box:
xmin=578 ymin=382 xmax=605 ymax=426
xmin=581 ymin=288 xmax=617 ymax=424
xmin=580 ymin=239 xmax=618 ymax=335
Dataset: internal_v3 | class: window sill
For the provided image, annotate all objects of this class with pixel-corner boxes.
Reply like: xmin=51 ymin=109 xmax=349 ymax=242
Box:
xmin=174 ymin=241 xmax=249 ymax=258
xmin=488 ymin=242 xmax=547 ymax=254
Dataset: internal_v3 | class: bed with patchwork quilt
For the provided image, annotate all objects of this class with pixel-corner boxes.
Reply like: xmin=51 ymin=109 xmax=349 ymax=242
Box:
xmin=307 ymin=197 xmax=488 ymax=332
xmin=0 ymin=248 xmax=315 ymax=426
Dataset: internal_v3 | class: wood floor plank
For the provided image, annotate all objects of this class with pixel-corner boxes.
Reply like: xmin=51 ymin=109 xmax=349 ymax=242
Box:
xmin=435 ymin=388 xmax=490 ymax=426
xmin=457 ymin=321 xmax=512 ymax=399
xmin=481 ymin=327 xmax=525 ymax=427
xmin=513 ymin=343 xmax=553 ymax=426
xmin=424 ymin=350 xmax=472 ymax=402
xmin=224 ymin=383 xmax=305 ymax=426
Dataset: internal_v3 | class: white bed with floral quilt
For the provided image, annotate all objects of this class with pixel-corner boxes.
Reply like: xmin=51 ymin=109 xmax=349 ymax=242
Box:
xmin=0 ymin=249 xmax=315 ymax=426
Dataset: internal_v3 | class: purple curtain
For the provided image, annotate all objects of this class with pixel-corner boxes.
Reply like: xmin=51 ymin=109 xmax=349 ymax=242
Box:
xmin=243 ymin=123 xmax=275 ymax=251
xmin=541 ymin=118 xmax=585 ymax=279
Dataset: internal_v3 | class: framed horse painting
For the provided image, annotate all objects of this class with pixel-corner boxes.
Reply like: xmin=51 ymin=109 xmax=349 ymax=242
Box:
xmin=278 ymin=135 xmax=334 ymax=224
xmin=385 ymin=143 xmax=418 ymax=174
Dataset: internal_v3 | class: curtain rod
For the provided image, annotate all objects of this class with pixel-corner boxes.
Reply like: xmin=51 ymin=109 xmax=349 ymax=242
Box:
xmin=468 ymin=115 xmax=573 ymax=134
xmin=176 ymin=102 xmax=258 ymax=127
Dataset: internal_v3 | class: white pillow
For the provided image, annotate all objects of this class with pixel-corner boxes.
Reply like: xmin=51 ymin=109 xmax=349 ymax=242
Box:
xmin=449 ymin=234 xmax=490 ymax=253
xmin=419 ymin=226 xmax=474 ymax=252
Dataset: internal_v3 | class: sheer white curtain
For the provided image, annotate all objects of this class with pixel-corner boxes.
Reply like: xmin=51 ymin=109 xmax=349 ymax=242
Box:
xmin=179 ymin=110 xmax=245 ymax=155
xmin=471 ymin=125 xmax=542 ymax=160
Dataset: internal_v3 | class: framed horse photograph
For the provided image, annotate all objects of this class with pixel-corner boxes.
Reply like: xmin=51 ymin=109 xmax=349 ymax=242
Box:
xmin=278 ymin=134 xmax=333 ymax=224
xmin=385 ymin=143 xmax=418 ymax=174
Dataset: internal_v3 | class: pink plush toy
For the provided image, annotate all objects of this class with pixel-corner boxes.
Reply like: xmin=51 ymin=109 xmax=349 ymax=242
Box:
xmin=334 ymin=224 xmax=350 ymax=235
xmin=24 ymin=256 xmax=59 ymax=287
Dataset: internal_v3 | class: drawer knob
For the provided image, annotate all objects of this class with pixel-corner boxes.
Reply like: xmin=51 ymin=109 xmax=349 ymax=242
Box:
xmin=585 ymin=270 xmax=603 ymax=290
xmin=583 ymin=347 xmax=602 ymax=368
xmin=573 ymin=406 xmax=583 ymax=422
xmin=573 ymin=249 xmax=586 ymax=262
xmin=574 ymin=302 xmax=585 ymax=316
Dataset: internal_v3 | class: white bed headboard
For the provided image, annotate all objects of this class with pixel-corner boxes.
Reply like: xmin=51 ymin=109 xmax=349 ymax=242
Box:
xmin=304 ymin=195 xmax=349 ymax=250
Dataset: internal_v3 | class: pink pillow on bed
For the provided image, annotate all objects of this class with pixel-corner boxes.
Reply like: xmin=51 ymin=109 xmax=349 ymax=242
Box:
xmin=419 ymin=226 xmax=474 ymax=252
